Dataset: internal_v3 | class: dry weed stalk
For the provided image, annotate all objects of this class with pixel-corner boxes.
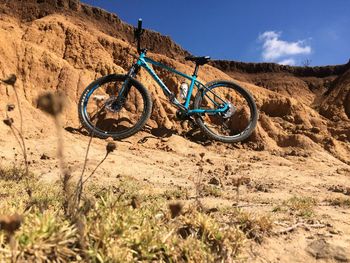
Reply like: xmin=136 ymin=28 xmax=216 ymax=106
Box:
xmin=37 ymin=92 xmax=90 ymax=258
xmin=1 ymin=74 xmax=32 ymax=197
xmin=72 ymin=131 xmax=116 ymax=260
xmin=75 ymin=131 xmax=94 ymax=210
xmin=37 ymin=92 xmax=117 ymax=216
xmin=274 ymin=222 xmax=325 ymax=234
xmin=37 ymin=92 xmax=74 ymax=215
xmin=74 ymin=99 xmax=116 ymax=209
xmin=75 ymin=140 xmax=117 ymax=207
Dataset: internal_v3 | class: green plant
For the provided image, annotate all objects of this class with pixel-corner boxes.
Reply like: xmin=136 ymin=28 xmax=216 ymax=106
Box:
xmin=163 ymin=187 xmax=189 ymax=200
xmin=199 ymin=184 xmax=223 ymax=198
xmin=273 ymin=196 xmax=317 ymax=218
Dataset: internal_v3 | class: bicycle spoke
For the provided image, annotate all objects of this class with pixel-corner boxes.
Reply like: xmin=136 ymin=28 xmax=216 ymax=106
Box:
xmin=82 ymin=78 xmax=147 ymax=135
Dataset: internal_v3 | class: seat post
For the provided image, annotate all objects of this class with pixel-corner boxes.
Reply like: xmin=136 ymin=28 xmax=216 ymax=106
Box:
xmin=193 ymin=64 xmax=200 ymax=77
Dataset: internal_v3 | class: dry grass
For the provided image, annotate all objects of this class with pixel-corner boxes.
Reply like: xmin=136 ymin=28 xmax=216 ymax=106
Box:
xmin=273 ymin=196 xmax=317 ymax=218
xmin=218 ymin=208 xmax=273 ymax=244
xmin=0 ymin=178 xmax=249 ymax=262
xmin=327 ymin=197 xmax=350 ymax=208
xmin=162 ymin=187 xmax=189 ymax=200
xmin=199 ymin=184 xmax=223 ymax=198
xmin=0 ymin=165 xmax=27 ymax=182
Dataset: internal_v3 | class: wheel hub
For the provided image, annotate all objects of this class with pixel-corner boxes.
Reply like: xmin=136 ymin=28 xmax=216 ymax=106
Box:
xmin=222 ymin=103 xmax=236 ymax=118
xmin=105 ymin=96 xmax=123 ymax=113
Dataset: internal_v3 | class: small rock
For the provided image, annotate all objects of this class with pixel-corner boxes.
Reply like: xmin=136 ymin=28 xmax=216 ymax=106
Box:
xmin=329 ymin=229 xmax=339 ymax=235
xmin=255 ymin=183 xmax=269 ymax=192
xmin=306 ymin=239 xmax=349 ymax=262
xmin=250 ymin=156 xmax=262 ymax=162
xmin=344 ymin=187 xmax=350 ymax=196
xmin=289 ymin=149 xmax=298 ymax=156
xmin=284 ymin=115 xmax=295 ymax=122
xmin=328 ymin=185 xmax=344 ymax=193
xmin=224 ymin=164 xmax=232 ymax=171
xmin=338 ymin=134 xmax=347 ymax=141
xmin=206 ymin=207 xmax=219 ymax=213
xmin=310 ymin=127 xmax=321 ymax=133
xmin=332 ymin=116 xmax=340 ymax=122
xmin=306 ymin=239 xmax=331 ymax=259
xmin=40 ymin=153 xmax=50 ymax=160
xmin=206 ymin=158 xmax=214 ymax=165
xmin=155 ymin=213 xmax=164 ymax=220
xmin=328 ymin=185 xmax=350 ymax=196
xmin=208 ymin=177 xmax=220 ymax=186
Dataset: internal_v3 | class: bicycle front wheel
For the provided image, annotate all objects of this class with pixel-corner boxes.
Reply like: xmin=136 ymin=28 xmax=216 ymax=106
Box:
xmin=78 ymin=74 xmax=152 ymax=139
xmin=194 ymin=80 xmax=258 ymax=143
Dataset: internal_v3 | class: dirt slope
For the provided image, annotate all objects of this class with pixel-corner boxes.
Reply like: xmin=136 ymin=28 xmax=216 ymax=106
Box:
xmin=0 ymin=1 xmax=349 ymax=262
xmin=0 ymin=9 xmax=349 ymax=162
xmin=211 ymin=60 xmax=350 ymax=163
xmin=0 ymin=0 xmax=189 ymax=60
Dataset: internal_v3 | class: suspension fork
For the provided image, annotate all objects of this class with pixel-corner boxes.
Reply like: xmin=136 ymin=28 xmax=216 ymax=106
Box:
xmin=117 ymin=64 xmax=141 ymax=102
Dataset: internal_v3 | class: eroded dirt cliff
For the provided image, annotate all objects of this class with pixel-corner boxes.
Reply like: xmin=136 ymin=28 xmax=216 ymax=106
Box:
xmin=0 ymin=0 xmax=349 ymax=163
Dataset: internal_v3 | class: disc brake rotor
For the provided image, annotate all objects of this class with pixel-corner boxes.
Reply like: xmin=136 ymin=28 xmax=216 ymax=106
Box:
xmin=104 ymin=96 xmax=122 ymax=113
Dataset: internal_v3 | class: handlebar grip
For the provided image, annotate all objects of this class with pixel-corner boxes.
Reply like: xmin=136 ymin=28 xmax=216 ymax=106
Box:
xmin=137 ymin=18 xmax=142 ymax=32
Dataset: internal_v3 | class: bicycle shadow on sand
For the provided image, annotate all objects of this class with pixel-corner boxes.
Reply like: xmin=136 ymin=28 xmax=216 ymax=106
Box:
xmin=65 ymin=124 xmax=213 ymax=146
xmin=64 ymin=118 xmax=134 ymax=139
xmin=138 ymin=125 xmax=213 ymax=146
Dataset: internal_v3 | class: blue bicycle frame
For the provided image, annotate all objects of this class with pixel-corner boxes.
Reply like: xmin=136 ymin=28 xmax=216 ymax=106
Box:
xmin=131 ymin=51 xmax=229 ymax=115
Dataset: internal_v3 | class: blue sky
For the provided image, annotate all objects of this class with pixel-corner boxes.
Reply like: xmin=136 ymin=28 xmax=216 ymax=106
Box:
xmin=82 ymin=0 xmax=350 ymax=66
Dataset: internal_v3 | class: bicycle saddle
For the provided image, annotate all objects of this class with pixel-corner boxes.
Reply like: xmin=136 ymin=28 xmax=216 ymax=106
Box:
xmin=185 ymin=56 xmax=211 ymax=65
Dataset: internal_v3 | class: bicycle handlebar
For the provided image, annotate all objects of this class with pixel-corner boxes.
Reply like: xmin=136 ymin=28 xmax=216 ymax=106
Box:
xmin=137 ymin=18 xmax=142 ymax=32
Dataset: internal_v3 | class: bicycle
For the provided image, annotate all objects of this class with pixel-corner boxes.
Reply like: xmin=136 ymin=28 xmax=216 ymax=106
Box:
xmin=78 ymin=19 xmax=258 ymax=143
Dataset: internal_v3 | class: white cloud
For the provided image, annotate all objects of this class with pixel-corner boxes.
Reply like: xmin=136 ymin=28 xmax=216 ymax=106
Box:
xmin=277 ymin=58 xmax=296 ymax=66
xmin=259 ymin=31 xmax=311 ymax=62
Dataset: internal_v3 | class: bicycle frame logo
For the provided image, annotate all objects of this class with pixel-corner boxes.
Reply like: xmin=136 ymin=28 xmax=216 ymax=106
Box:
xmin=135 ymin=52 xmax=228 ymax=115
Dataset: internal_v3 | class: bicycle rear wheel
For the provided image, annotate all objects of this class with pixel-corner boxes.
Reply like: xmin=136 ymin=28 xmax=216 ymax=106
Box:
xmin=78 ymin=74 xmax=152 ymax=139
xmin=194 ymin=80 xmax=258 ymax=143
